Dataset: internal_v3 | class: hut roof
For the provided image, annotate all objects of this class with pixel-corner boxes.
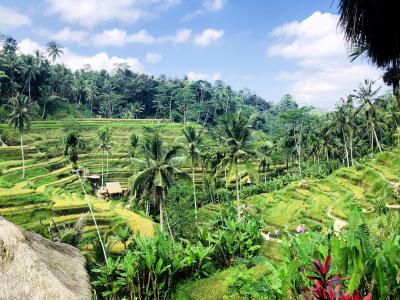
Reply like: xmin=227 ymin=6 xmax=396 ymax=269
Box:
xmin=0 ymin=217 xmax=91 ymax=300
xmin=106 ymin=182 xmax=123 ymax=195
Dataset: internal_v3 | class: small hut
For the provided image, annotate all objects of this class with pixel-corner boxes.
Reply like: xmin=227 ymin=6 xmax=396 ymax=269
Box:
xmin=105 ymin=182 xmax=123 ymax=196
xmin=0 ymin=217 xmax=91 ymax=300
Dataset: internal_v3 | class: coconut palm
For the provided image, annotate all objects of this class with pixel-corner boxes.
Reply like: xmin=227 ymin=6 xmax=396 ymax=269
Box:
xmin=123 ymin=102 xmax=144 ymax=119
xmin=84 ymin=82 xmax=98 ymax=117
xmin=216 ymin=111 xmax=255 ymax=219
xmin=333 ymin=103 xmax=352 ymax=166
xmin=21 ymin=55 xmax=39 ymax=102
xmin=129 ymin=133 xmax=139 ymax=158
xmin=97 ymin=125 xmax=112 ymax=188
xmin=7 ymin=94 xmax=34 ymax=179
xmin=339 ymin=1 xmax=400 ymax=68
xmin=131 ymin=133 xmax=189 ymax=232
xmin=46 ymin=40 xmax=64 ymax=65
xmin=59 ymin=129 xmax=85 ymax=169
xmin=354 ymin=79 xmax=383 ymax=153
xmin=258 ymin=141 xmax=273 ymax=183
xmin=182 ymin=125 xmax=203 ymax=223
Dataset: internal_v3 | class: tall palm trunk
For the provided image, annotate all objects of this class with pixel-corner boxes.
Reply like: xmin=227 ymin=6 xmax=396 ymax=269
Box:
xmin=28 ymin=81 xmax=31 ymax=102
xmin=20 ymin=132 xmax=25 ymax=179
xmin=342 ymin=127 xmax=350 ymax=167
xmin=41 ymin=101 xmax=46 ymax=119
xmin=235 ymin=161 xmax=240 ymax=220
xmin=191 ymin=162 xmax=198 ymax=224
xmin=349 ymin=131 xmax=354 ymax=165
xmin=77 ymin=172 xmax=108 ymax=263
xmin=224 ymin=167 xmax=228 ymax=191
xmin=372 ymin=125 xmax=382 ymax=153
xmin=101 ymin=149 xmax=104 ymax=188
xmin=106 ymin=151 xmax=109 ymax=176
xmin=156 ymin=188 xmax=164 ymax=231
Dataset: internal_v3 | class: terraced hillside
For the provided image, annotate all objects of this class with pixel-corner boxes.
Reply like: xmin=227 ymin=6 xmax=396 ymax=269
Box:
xmin=247 ymin=149 xmax=400 ymax=234
xmin=180 ymin=149 xmax=400 ymax=299
xmin=0 ymin=119 xmax=188 ymax=240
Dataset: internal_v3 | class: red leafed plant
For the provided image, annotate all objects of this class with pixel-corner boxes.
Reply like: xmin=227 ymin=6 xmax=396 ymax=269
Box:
xmin=303 ymin=255 xmax=372 ymax=300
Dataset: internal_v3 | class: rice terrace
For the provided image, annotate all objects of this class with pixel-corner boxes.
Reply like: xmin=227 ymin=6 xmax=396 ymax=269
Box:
xmin=1 ymin=1 xmax=400 ymax=299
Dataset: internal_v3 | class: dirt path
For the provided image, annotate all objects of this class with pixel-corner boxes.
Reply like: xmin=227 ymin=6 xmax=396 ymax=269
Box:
xmin=327 ymin=207 xmax=347 ymax=233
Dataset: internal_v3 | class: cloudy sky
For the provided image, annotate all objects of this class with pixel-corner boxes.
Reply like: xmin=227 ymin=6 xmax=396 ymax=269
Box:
xmin=0 ymin=0 xmax=384 ymax=109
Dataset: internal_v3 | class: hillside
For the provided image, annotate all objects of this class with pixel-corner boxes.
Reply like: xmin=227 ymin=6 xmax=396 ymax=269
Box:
xmin=0 ymin=119 xmax=190 ymax=242
xmin=179 ymin=148 xmax=400 ymax=299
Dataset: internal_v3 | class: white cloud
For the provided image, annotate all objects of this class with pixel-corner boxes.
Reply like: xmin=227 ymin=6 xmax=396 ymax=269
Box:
xmin=194 ymin=29 xmax=224 ymax=47
xmin=268 ymin=11 xmax=382 ymax=109
xmin=18 ymin=38 xmax=144 ymax=73
xmin=45 ymin=0 xmax=180 ymax=28
xmin=187 ymin=71 xmax=221 ymax=81
xmin=91 ymin=28 xmax=191 ymax=47
xmin=36 ymin=27 xmax=89 ymax=43
xmin=145 ymin=52 xmax=162 ymax=63
xmin=182 ymin=0 xmax=225 ymax=22
xmin=158 ymin=28 xmax=192 ymax=44
xmin=18 ymin=39 xmax=45 ymax=54
xmin=203 ymin=0 xmax=225 ymax=12
xmin=92 ymin=29 xmax=155 ymax=46
xmin=0 ymin=5 xmax=31 ymax=30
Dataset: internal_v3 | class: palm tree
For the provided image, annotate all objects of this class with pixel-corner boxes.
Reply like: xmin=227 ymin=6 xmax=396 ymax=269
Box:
xmin=258 ymin=142 xmax=273 ymax=183
xmin=59 ymin=129 xmax=85 ymax=169
xmin=333 ymin=103 xmax=352 ymax=166
xmin=131 ymin=133 xmax=189 ymax=232
xmin=338 ymin=0 xmax=400 ymax=69
xmin=84 ymin=82 xmax=98 ymax=117
xmin=182 ymin=126 xmax=203 ymax=224
xmin=216 ymin=111 xmax=255 ymax=219
xmin=7 ymin=94 xmax=34 ymax=179
xmin=21 ymin=55 xmax=39 ymax=102
xmin=97 ymin=125 xmax=112 ymax=188
xmin=354 ymin=80 xmax=383 ymax=153
xmin=46 ymin=40 xmax=64 ymax=65
xmin=123 ymin=102 xmax=144 ymax=119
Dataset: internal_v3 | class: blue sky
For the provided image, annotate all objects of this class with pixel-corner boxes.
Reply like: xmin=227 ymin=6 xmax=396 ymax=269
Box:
xmin=0 ymin=0 xmax=383 ymax=109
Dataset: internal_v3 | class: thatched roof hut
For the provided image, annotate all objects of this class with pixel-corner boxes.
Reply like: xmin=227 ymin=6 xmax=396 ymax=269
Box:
xmin=106 ymin=182 xmax=123 ymax=195
xmin=0 ymin=217 xmax=91 ymax=300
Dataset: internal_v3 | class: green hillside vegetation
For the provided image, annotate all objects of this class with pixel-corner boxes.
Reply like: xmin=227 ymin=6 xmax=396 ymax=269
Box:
xmin=179 ymin=148 xmax=400 ymax=299
xmin=2 ymin=4 xmax=400 ymax=298
xmin=0 ymin=119 xmax=189 ymax=242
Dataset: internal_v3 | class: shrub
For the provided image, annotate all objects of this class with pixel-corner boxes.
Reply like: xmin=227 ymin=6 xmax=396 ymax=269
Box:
xmin=199 ymin=206 xmax=263 ymax=267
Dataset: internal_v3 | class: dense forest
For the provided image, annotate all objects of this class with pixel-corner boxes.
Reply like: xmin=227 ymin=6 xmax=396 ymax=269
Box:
xmin=1 ymin=0 xmax=400 ymax=297
xmin=1 ymin=34 xmax=400 ymax=169
xmin=0 ymin=36 xmax=268 ymax=124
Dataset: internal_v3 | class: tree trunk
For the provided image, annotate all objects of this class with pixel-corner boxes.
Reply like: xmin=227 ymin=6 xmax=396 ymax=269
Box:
xmin=101 ymin=149 xmax=104 ymax=188
xmin=235 ymin=162 xmax=240 ymax=220
xmin=372 ymin=125 xmax=382 ymax=153
xmin=28 ymin=81 xmax=31 ymax=102
xmin=20 ymin=133 xmax=25 ymax=180
xmin=157 ymin=188 xmax=164 ymax=231
xmin=192 ymin=163 xmax=198 ymax=224
xmin=394 ymin=83 xmax=400 ymax=110
xmin=41 ymin=101 xmax=47 ymax=119
xmin=342 ymin=128 xmax=350 ymax=167
xmin=106 ymin=152 xmax=109 ymax=176
xmin=349 ymin=131 xmax=354 ymax=166
xmin=169 ymin=98 xmax=172 ymax=119
xmin=224 ymin=167 xmax=228 ymax=191
xmin=77 ymin=173 xmax=108 ymax=264
xmin=164 ymin=206 xmax=174 ymax=241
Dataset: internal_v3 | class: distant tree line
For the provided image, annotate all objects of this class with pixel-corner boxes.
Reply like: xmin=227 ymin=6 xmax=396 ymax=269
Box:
xmin=0 ymin=35 xmax=269 ymax=124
